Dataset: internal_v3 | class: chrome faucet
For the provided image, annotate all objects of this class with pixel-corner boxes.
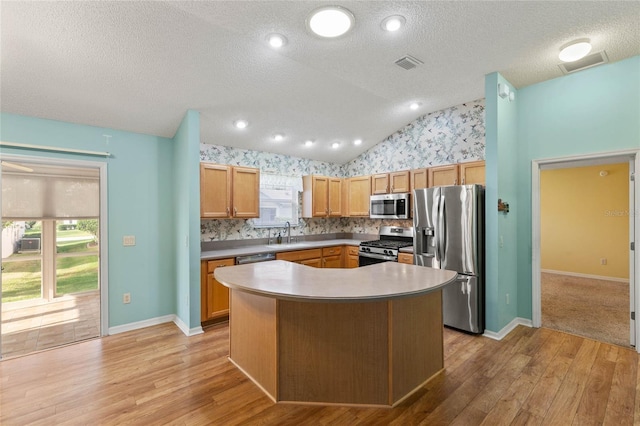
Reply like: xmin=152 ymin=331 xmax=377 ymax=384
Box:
xmin=284 ymin=221 xmax=291 ymax=244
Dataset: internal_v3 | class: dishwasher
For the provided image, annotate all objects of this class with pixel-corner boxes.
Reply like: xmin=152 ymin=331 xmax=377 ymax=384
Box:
xmin=235 ymin=252 xmax=276 ymax=265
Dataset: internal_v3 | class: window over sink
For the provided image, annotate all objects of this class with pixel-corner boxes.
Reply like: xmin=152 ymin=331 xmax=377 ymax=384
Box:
xmin=251 ymin=174 xmax=302 ymax=228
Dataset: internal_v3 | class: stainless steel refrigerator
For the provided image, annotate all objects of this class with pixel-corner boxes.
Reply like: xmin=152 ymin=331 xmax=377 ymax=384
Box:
xmin=413 ymin=185 xmax=484 ymax=334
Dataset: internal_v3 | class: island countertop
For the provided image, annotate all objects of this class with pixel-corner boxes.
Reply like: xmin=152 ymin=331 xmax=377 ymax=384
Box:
xmin=214 ymin=260 xmax=458 ymax=302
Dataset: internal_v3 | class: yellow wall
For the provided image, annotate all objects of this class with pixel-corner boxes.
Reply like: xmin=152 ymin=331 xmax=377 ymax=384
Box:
xmin=541 ymin=163 xmax=629 ymax=279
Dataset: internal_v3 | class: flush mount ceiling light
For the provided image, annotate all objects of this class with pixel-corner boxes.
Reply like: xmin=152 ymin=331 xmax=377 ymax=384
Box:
xmin=381 ymin=15 xmax=405 ymax=32
xmin=304 ymin=140 xmax=314 ymax=147
xmin=307 ymin=6 xmax=355 ymax=38
xmin=267 ymin=34 xmax=287 ymax=49
xmin=409 ymin=102 xmax=422 ymax=110
xmin=353 ymin=139 xmax=362 ymax=146
xmin=234 ymin=119 xmax=248 ymax=129
xmin=331 ymin=142 xmax=340 ymax=149
xmin=559 ymin=39 xmax=592 ymax=62
xmin=273 ymin=133 xmax=284 ymax=142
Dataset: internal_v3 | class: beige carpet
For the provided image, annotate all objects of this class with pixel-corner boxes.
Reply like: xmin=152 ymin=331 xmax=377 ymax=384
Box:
xmin=542 ymin=272 xmax=630 ymax=347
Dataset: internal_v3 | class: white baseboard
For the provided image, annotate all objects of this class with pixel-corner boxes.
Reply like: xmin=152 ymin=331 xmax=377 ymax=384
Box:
xmin=173 ymin=315 xmax=204 ymax=336
xmin=542 ymin=269 xmax=629 ymax=283
xmin=108 ymin=314 xmax=176 ymax=335
xmin=483 ymin=317 xmax=533 ymax=341
xmin=108 ymin=314 xmax=203 ymax=337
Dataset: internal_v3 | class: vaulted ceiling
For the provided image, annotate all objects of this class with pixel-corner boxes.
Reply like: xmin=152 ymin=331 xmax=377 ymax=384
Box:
xmin=1 ymin=1 xmax=638 ymax=164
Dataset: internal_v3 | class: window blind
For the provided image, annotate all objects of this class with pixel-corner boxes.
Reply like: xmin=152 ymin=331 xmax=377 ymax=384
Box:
xmin=2 ymin=166 xmax=100 ymax=219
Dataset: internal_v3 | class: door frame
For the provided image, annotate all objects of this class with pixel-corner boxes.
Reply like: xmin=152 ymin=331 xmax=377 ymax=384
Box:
xmin=0 ymin=153 xmax=109 ymax=342
xmin=531 ymin=148 xmax=639 ymax=352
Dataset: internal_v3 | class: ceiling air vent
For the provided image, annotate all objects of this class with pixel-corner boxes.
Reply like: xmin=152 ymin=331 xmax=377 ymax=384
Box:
xmin=395 ymin=55 xmax=424 ymax=70
xmin=559 ymin=51 xmax=609 ymax=74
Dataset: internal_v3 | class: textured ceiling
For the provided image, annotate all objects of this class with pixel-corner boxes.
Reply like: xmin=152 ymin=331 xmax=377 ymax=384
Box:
xmin=1 ymin=1 xmax=639 ymax=164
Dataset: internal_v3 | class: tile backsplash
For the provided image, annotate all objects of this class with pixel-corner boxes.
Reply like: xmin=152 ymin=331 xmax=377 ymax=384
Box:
xmin=200 ymin=98 xmax=485 ymax=242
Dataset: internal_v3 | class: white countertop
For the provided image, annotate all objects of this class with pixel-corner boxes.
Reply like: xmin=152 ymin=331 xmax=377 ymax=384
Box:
xmin=215 ymin=260 xmax=457 ymax=302
xmin=201 ymin=239 xmax=365 ymax=260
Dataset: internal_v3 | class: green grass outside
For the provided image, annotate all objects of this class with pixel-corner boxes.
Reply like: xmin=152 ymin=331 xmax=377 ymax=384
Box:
xmin=1 ymin=255 xmax=98 ymax=303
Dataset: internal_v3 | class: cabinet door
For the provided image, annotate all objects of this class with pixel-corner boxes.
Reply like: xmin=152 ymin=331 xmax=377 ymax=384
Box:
xmin=328 ymin=178 xmax=343 ymax=217
xmin=346 ymin=255 xmax=359 ymax=268
xmin=312 ymin=176 xmax=330 ymax=217
xmin=459 ymin=160 xmax=485 ymax=185
xmin=200 ymin=163 xmax=231 ymax=218
xmin=347 ymin=176 xmax=371 ymax=216
xmin=322 ymin=255 xmax=342 ymax=268
xmin=398 ymin=253 xmax=414 ymax=264
xmin=371 ymin=174 xmax=389 ymax=194
xmin=428 ymin=165 xmax=459 ymax=187
xmin=232 ymin=166 xmax=260 ymax=218
xmin=410 ymin=168 xmax=428 ymax=191
xmin=204 ymin=258 xmax=235 ymax=321
xmin=299 ymin=258 xmax=322 ymax=268
xmin=389 ymin=171 xmax=410 ymax=193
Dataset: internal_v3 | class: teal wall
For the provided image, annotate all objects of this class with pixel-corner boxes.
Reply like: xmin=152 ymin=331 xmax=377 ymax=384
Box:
xmin=485 ymin=55 xmax=640 ymax=331
xmin=0 ymin=113 xmax=177 ymax=327
xmin=485 ymin=73 xmax=520 ymax=332
xmin=515 ymin=55 xmax=640 ymax=321
xmin=172 ymin=110 xmax=201 ymax=330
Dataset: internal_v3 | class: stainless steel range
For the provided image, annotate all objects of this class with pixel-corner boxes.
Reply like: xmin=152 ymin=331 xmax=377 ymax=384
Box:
xmin=358 ymin=226 xmax=414 ymax=266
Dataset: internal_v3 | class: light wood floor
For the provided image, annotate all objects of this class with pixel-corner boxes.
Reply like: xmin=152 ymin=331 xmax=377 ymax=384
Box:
xmin=1 ymin=292 xmax=100 ymax=358
xmin=1 ymin=322 xmax=638 ymax=425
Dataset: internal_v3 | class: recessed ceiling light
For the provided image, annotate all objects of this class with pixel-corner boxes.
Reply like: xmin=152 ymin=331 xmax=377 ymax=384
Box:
xmin=304 ymin=140 xmax=314 ymax=147
xmin=331 ymin=142 xmax=340 ymax=149
xmin=409 ymin=102 xmax=421 ymax=110
xmin=559 ymin=39 xmax=592 ymax=62
xmin=273 ymin=133 xmax=284 ymax=142
xmin=267 ymin=34 xmax=287 ymax=49
xmin=307 ymin=6 xmax=355 ymax=38
xmin=381 ymin=15 xmax=405 ymax=32
xmin=353 ymin=139 xmax=362 ymax=146
xmin=234 ymin=119 xmax=248 ymax=129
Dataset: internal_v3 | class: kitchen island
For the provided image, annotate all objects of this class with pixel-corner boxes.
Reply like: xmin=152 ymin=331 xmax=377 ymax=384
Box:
xmin=215 ymin=260 xmax=457 ymax=407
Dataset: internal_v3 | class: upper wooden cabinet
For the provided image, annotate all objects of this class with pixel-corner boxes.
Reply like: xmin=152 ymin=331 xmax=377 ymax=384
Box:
xmin=344 ymin=175 xmax=371 ymax=217
xmin=428 ymin=164 xmax=459 ymax=187
xmin=371 ymin=171 xmax=410 ymax=194
xmin=427 ymin=161 xmax=485 ymax=188
xmin=459 ymin=160 xmax=486 ymax=185
xmin=200 ymin=163 xmax=260 ymax=218
xmin=302 ymin=175 xmax=342 ymax=218
xmin=232 ymin=167 xmax=260 ymax=218
xmin=410 ymin=168 xmax=428 ymax=191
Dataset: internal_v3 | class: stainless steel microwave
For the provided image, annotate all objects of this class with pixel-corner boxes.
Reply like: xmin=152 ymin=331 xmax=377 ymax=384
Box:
xmin=370 ymin=193 xmax=410 ymax=219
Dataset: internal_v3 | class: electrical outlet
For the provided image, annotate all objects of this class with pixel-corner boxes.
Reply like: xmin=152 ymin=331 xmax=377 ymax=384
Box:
xmin=123 ymin=293 xmax=131 ymax=304
xmin=499 ymin=235 xmax=504 ymax=248
xmin=506 ymin=293 xmax=510 ymax=305
xmin=123 ymin=235 xmax=136 ymax=246
xmin=601 ymin=258 xmax=607 ymax=265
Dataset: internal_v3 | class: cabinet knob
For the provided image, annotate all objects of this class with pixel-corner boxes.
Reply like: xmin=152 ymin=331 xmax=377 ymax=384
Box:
xmin=461 ymin=178 xmax=465 ymax=184
xmin=454 ymin=179 xmax=458 ymax=185
xmin=226 ymin=207 xmax=230 ymax=215
xmin=234 ymin=207 xmax=237 ymax=215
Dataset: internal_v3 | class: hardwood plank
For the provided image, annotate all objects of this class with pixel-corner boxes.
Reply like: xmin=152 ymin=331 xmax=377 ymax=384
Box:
xmin=603 ymin=346 xmax=637 ymax=425
xmin=0 ymin=323 xmax=636 ymax=425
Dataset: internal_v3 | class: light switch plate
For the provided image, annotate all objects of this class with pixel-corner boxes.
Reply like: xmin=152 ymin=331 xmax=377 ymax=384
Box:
xmin=123 ymin=235 xmax=136 ymax=246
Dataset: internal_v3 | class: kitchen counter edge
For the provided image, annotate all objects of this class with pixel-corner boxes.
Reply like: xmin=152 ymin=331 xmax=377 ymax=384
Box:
xmin=201 ymin=239 xmax=365 ymax=261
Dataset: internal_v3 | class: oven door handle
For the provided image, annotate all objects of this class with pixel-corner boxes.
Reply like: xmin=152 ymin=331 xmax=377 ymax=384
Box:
xmin=359 ymin=252 xmax=397 ymax=262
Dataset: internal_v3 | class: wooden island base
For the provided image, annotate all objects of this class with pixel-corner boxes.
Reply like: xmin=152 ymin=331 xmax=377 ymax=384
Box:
xmin=229 ymin=288 xmax=444 ymax=407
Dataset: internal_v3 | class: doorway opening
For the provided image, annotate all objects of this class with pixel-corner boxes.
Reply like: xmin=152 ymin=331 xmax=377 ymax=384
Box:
xmin=1 ymin=158 xmax=106 ymax=359
xmin=532 ymin=150 xmax=638 ymax=351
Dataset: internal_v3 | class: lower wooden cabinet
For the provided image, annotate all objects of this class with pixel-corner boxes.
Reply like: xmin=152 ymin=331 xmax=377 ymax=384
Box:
xmin=276 ymin=248 xmax=322 ymax=265
xmin=321 ymin=246 xmax=343 ymax=268
xmin=345 ymin=246 xmax=359 ymax=268
xmin=398 ymin=253 xmax=414 ymax=265
xmin=201 ymin=258 xmax=235 ymax=323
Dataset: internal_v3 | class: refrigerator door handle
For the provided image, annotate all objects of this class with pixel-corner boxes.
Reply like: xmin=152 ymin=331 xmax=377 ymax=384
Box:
xmin=438 ymin=192 xmax=446 ymax=262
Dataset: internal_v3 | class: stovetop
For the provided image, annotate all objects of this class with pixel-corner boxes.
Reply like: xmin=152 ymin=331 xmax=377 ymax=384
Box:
xmin=360 ymin=240 xmax=413 ymax=250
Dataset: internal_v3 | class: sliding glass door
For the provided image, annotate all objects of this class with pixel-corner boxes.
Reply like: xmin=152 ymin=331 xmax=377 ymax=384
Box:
xmin=1 ymin=159 xmax=102 ymax=359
